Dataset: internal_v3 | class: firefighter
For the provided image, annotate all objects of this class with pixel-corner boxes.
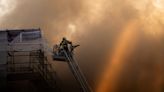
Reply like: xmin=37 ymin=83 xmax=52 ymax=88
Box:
xmin=60 ymin=37 xmax=72 ymax=53
xmin=70 ymin=45 xmax=80 ymax=52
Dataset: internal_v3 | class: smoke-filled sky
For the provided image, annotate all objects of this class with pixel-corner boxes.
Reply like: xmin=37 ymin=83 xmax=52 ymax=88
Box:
xmin=1 ymin=0 xmax=164 ymax=92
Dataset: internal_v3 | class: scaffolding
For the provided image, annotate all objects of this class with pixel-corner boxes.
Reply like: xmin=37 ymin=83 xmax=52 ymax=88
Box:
xmin=0 ymin=29 xmax=60 ymax=92
xmin=7 ymin=49 xmax=60 ymax=90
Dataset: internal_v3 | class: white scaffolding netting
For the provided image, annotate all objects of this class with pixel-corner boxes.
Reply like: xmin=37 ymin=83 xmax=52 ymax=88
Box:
xmin=8 ymin=30 xmax=42 ymax=51
xmin=10 ymin=30 xmax=42 ymax=43
xmin=0 ymin=29 xmax=53 ymax=52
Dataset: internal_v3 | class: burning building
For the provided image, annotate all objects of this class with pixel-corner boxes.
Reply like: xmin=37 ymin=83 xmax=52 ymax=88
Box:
xmin=0 ymin=29 xmax=60 ymax=92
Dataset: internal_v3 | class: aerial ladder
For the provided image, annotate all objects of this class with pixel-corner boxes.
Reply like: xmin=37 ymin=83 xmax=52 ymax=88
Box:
xmin=52 ymin=43 xmax=92 ymax=92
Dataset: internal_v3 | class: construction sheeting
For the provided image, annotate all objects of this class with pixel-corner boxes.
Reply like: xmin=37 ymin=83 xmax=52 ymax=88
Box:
xmin=0 ymin=31 xmax=7 ymax=89
xmin=0 ymin=29 xmax=43 ymax=51
xmin=0 ymin=31 xmax=8 ymax=43
xmin=8 ymin=30 xmax=42 ymax=43
xmin=8 ymin=43 xmax=43 ymax=51
xmin=8 ymin=31 xmax=21 ymax=42
xmin=0 ymin=31 xmax=8 ymax=51
xmin=0 ymin=49 xmax=7 ymax=88
xmin=22 ymin=31 xmax=41 ymax=41
xmin=9 ymin=30 xmax=43 ymax=51
xmin=0 ymin=31 xmax=8 ymax=65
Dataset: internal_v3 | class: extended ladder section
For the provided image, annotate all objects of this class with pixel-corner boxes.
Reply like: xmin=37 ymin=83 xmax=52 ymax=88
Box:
xmin=63 ymin=50 xmax=92 ymax=92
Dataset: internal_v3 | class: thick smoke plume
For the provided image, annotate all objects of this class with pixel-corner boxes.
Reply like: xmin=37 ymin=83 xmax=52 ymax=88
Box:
xmin=1 ymin=0 xmax=164 ymax=92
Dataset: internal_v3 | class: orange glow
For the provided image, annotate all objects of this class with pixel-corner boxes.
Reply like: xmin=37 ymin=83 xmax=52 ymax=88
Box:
xmin=96 ymin=20 xmax=139 ymax=92
xmin=0 ymin=0 xmax=15 ymax=17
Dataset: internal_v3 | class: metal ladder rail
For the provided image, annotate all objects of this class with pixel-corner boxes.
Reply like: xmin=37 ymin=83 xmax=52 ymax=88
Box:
xmin=65 ymin=53 xmax=88 ymax=92
xmin=69 ymin=57 xmax=92 ymax=92
xmin=64 ymin=51 xmax=90 ymax=92
xmin=68 ymin=59 xmax=87 ymax=92
xmin=68 ymin=55 xmax=91 ymax=92
xmin=63 ymin=50 xmax=91 ymax=92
